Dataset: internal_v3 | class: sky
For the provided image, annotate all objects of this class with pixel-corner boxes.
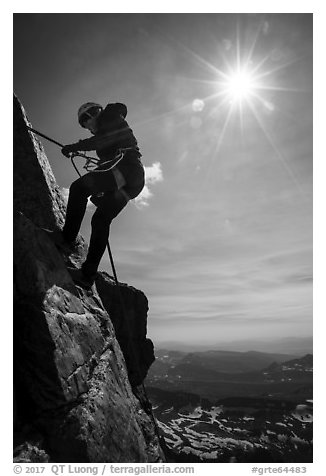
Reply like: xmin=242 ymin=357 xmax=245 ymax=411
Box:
xmin=13 ymin=13 xmax=313 ymax=348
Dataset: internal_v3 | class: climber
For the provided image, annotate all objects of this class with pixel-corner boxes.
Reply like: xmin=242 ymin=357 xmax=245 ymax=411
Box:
xmin=52 ymin=101 xmax=144 ymax=289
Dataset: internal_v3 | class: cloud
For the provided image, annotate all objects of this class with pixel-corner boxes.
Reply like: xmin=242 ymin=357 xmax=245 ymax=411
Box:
xmin=144 ymin=162 xmax=163 ymax=183
xmin=60 ymin=187 xmax=69 ymax=203
xmin=134 ymin=162 xmax=163 ymax=208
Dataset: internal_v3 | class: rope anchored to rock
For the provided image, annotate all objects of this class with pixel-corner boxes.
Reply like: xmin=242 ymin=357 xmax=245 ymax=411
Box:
xmin=27 ymin=126 xmax=98 ymax=177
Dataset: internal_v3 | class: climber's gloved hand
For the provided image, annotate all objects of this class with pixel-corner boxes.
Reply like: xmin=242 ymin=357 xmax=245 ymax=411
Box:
xmin=61 ymin=144 xmax=76 ymax=158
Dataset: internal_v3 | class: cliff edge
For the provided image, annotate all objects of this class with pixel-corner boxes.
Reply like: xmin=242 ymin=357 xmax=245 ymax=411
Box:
xmin=13 ymin=95 xmax=163 ymax=463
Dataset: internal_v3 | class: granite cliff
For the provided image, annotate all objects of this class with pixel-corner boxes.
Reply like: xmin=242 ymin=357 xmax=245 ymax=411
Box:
xmin=13 ymin=95 xmax=163 ymax=463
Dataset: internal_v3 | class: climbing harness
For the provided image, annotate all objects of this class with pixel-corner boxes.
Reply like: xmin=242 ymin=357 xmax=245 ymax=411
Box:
xmin=83 ymin=147 xmax=137 ymax=172
xmin=27 ymin=125 xmax=165 ymax=456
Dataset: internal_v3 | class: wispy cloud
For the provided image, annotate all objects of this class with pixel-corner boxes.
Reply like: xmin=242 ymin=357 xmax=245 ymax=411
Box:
xmin=134 ymin=162 xmax=163 ymax=208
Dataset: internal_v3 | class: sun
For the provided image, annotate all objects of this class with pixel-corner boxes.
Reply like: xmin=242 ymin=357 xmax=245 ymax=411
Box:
xmin=146 ymin=22 xmax=305 ymax=197
xmin=224 ymin=68 xmax=257 ymax=102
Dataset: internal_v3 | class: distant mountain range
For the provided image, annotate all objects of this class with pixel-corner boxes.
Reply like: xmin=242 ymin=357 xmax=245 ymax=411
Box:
xmin=146 ymin=350 xmax=313 ymax=402
xmin=152 ymin=349 xmax=300 ymax=375
xmin=155 ymin=336 xmax=312 ymax=356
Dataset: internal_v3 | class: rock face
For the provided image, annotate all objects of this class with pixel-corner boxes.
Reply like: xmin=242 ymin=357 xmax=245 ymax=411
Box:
xmin=13 ymin=95 xmax=162 ymax=463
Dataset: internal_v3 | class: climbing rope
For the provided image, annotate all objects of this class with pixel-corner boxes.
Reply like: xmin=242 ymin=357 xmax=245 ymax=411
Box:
xmin=106 ymin=241 xmax=164 ymax=439
xmin=27 ymin=126 xmax=96 ymax=177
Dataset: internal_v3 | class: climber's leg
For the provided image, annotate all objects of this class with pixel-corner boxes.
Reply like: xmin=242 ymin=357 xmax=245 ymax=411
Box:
xmin=81 ymin=189 xmax=129 ymax=281
xmin=63 ymin=170 xmax=117 ymax=243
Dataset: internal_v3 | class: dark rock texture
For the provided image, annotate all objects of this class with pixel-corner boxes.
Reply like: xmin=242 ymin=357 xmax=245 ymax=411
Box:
xmin=96 ymin=273 xmax=155 ymax=386
xmin=13 ymin=95 xmax=162 ymax=463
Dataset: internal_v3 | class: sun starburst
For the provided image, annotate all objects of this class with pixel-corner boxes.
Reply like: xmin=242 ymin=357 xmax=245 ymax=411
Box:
xmin=134 ymin=21 xmax=305 ymax=196
xmin=222 ymin=67 xmax=259 ymax=102
xmin=166 ymin=21 xmax=306 ymax=195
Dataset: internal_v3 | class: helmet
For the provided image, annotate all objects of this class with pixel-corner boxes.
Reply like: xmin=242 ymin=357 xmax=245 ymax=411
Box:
xmin=78 ymin=102 xmax=102 ymax=127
